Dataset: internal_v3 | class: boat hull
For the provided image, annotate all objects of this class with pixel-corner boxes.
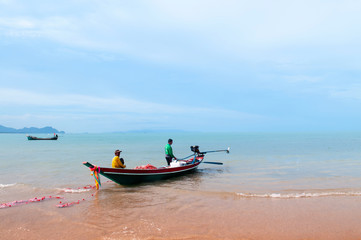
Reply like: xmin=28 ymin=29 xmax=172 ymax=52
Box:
xmin=27 ymin=136 xmax=58 ymax=140
xmin=83 ymin=157 xmax=203 ymax=185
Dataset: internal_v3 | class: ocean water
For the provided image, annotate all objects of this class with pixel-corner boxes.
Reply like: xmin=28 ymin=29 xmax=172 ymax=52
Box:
xmin=2 ymin=132 xmax=361 ymax=195
xmin=1 ymin=132 xmax=361 ymax=239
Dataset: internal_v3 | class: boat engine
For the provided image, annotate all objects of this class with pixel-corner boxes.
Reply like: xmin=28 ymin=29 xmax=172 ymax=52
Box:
xmin=190 ymin=145 xmax=200 ymax=154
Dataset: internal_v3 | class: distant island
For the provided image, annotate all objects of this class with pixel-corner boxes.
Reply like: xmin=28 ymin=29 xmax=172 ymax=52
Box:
xmin=0 ymin=125 xmax=65 ymax=134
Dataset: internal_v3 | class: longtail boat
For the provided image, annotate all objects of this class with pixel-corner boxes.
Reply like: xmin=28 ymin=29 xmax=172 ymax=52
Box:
xmin=27 ymin=134 xmax=58 ymax=140
xmin=83 ymin=146 xmax=229 ymax=186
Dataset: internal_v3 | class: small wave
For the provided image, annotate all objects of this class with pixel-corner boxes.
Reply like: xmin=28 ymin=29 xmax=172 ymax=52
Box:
xmin=236 ymin=191 xmax=361 ymax=199
xmin=57 ymin=188 xmax=91 ymax=193
xmin=0 ymin=183 xmax=16 ymax=188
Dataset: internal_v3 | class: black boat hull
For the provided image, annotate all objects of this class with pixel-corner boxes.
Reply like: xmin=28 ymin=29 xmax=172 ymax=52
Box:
xmin=27 ymin=135 xmax=58 ymax=140
xmin=83 ymin=158 xmax=203 ymax=185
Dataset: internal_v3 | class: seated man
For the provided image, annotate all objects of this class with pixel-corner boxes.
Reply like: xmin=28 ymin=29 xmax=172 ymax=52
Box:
xmin=112 ymin=149 xmax=126 ymax=168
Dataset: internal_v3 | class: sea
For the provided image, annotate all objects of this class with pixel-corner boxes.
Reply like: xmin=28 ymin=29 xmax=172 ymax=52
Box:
xmin=1 ymin=132 xmax=361 ymax=239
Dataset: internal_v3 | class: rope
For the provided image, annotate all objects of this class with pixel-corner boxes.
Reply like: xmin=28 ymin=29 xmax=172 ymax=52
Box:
xmin=0 ymin=196 xmax=63 ymax=209
xmin=1 ymin=181 xmax=113 ymax=209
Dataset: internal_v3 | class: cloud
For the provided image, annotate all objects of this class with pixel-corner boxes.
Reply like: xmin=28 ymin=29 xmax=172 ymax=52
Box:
xmin=0 ymin=88 xmax=260 ymax=118
xmin=328 ymin=84 xmax=361 ymax=101
xmin=0 ymin=18 xmax=34 ymax=28
xmin=282 ymin=75 xmax=323 ymax=83
xmin=1 ymin=1 xmax=360 ymax=132
xmin=0 ymin=88 xmax=165 ymax=113
xmin=0 ymin=87 xmax=266 ymax=132
xmin=1 ymin=0 xmax=360 ymax=66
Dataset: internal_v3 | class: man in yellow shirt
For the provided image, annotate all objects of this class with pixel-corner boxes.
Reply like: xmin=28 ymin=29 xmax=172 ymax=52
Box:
xmin=112 ymin=149 xmax=126 ymax=168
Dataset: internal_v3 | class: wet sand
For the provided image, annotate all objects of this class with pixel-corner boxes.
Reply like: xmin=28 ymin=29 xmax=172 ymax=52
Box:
xmin=2 ymin=193 xmax=361 ymax=240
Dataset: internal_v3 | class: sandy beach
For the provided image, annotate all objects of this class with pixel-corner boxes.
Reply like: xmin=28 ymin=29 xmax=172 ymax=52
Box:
xmin=2 ymin=192 xmax=361 ymax=240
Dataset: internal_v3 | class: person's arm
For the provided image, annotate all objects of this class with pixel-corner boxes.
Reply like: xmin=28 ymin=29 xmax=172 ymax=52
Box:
xmin=119 ymin=158 xmax=126 ymax=168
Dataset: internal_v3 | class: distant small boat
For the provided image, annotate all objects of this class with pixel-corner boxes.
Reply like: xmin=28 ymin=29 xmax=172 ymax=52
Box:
xmin=27 ymin=134 xmax=58 ymax=140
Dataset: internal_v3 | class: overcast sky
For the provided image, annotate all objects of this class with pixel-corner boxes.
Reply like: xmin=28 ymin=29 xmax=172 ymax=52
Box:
xmin=1 ymin=0 xmax=361 ymax=133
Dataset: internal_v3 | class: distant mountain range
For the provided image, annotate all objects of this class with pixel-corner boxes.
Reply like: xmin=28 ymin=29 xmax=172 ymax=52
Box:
xmin=0 ymin=125 xmax=65 ymax=133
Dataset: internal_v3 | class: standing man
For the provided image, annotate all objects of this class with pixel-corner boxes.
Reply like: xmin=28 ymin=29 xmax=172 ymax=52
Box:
xmin=112 ymin=149 xmax=126 ymax=168
xmin=165 ymin=139 xmax=177 ymax=166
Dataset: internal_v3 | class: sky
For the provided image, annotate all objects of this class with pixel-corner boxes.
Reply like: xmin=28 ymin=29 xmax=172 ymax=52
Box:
xmin=0 ymin=0 xmax=361 ymax=133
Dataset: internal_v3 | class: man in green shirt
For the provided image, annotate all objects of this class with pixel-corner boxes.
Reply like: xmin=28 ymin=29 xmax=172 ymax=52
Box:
xmin=165 ymin=138 xmax=177 ymax=165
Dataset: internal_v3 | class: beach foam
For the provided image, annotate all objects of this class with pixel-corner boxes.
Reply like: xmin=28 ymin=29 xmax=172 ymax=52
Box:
xmin=57 ymin=188 xmax=91 ymax=193
xmin=236 ymin=191 xmax=361 ymax=198
xmin=0 ymin=183 xmax=16 ymax=188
